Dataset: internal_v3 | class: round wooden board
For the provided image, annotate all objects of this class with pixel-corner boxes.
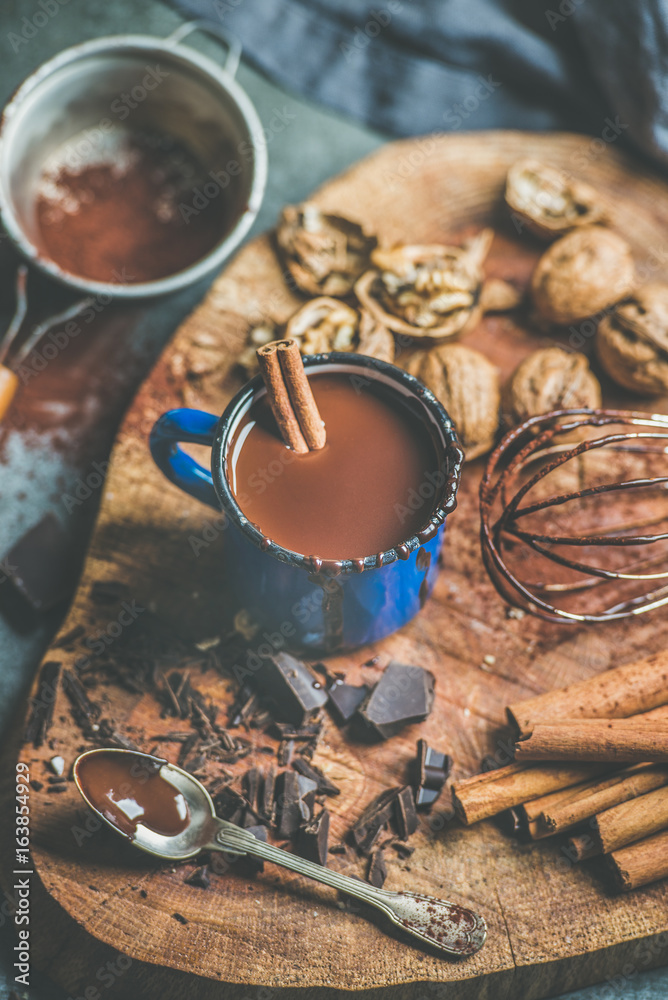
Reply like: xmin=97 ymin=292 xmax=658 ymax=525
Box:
xmin=3 ymin=131 xmax=668 ymax=1000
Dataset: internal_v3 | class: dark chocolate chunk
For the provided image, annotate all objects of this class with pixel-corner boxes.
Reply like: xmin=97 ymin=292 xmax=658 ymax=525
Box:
xmin=241 ymin=823 xmax=268 ymax=872
xmin=277 ymin=739 xmax=294 ymax=766
xmin=297 ymin=809 xmax=330 ymax=866
xmin=23 ymin=661 xmax=61 ymax=747
xmin=276 ymin=771 xmax=302 ymax=838
xmin=94 ymin=724 xmax=140 ymax=751
xmin=140 ymin=889 xmax=148 ymax=898
xmin=296 ymin=774 xmax=318 ymax=822
xmin=394 ymin=786 xmax=418 ymax=840
xmin=90 ymin=580 xmax=129 ymax=605
xmin=272 ymin=722 xmax=322 ymax=740
xmin=292 ymin=758 xmax=340 ymax=796
xmin=391 ymin=841 xmax=415 ymax=859
xmin=297 ymin=740 xmax=317 ymax=763
xmin=185 ymin=866 xmax=210 ymax=889
xmin=358 ymin=661 xmax=435 ymax=739
xmin=177 ymin=732 xmax=199 ymax=767
xmin=327 ymin=680 xmax=370 ymax=724
xmin=63 ymin=669 xmax=100 ymax=731
xmin=213 ymin=786 xmax=248 ymax=825
xmin=172 ymin=912 xmax=188 ymax=924
xmin=184 ymin=754 xmax=206 ymax=774
xmin=48 ymin=784 xmax=68 ymax=793
xmin=276 ymin=771 xmax=317 ymax=837
xmin=242 ymin=810 xmax=262 ymax=829
xmin=252 ymin=653 xmax=328 ymax=725
xmin=242 ymin=767 xmax=262 ymax=812
xmin=260 ymin=766 xmax=276 ymax=825
xmin=413 ymin=739 xmax=452 ymax=809
xmin=227 ymin=683 xmax=255 ymax=727
xmin=367 ymin=848 xmax=388 ymax=888
xmin=30 ymin=780 xmax=43 ymax=792
xmin=350 ymin=788 xmax=400 ymax=856
xmin=5 ymin=513 xmax=78 ymax=611
xmin=328 ymin=843 xmax=347 ymax=856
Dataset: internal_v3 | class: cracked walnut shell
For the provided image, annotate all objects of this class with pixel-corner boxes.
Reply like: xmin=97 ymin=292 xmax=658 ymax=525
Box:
xmin=404 ymin=343 xmax=500 ymax=460
xmin=505 ymin=347 xmax=602 ymax=425
xmin=277 ymin=203 xmax=377 ymax=297
xmin=355 ymin=229 xmax=494 ymax=341
xmin=285 ymin=297 xmax=395 ymax=362
xmin=531 ymin=226 xmax=635 ymax=325
xmin=596 ymin=284 xmax=668 ymax=395
xmin=237 ymin=299 xmax=395 ymax=376
xmin=505 ymin=159 xmax=605 ymax=240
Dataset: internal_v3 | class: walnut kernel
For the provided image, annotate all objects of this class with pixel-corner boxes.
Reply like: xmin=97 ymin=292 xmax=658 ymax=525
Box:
xmin=505 ymin=159 xmax=605 ymax=240
xmin=277 ymin=203 xmax=377 ymax=297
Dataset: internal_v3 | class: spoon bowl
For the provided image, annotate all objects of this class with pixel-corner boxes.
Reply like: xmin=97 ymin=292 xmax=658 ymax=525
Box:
xmin=74 ymin=748 xmax=222 ymax=861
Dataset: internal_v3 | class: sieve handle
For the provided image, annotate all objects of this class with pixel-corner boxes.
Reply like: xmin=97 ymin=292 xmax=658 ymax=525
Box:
xmin=166 ymin=20 xmax=242 ymax=78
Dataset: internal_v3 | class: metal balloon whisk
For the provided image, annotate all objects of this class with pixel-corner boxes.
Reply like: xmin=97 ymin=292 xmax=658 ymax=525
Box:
xmin=480 ymin=409 xmax=668 ymax=623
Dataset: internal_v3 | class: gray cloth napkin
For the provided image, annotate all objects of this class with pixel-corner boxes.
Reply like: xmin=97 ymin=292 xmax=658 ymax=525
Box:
xmin=171 ymin=0 xmax=668 ymax=168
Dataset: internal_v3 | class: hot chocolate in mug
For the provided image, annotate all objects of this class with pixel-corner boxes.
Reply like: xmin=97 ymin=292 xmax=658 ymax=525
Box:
xmin=150 ymin=353 xmax=462 ymax=653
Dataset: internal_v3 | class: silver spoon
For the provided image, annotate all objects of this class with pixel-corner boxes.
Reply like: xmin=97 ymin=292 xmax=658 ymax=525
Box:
xmin=73 ymin=748 xmax=486 ymax=958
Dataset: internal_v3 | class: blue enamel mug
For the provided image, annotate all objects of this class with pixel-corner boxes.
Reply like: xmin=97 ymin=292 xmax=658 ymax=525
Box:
xmin=149 ymin=353 xmax=462 ymax=653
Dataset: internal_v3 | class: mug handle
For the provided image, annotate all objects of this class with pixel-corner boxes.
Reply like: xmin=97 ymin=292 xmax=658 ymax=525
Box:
xmin=149 ymin=408 xmax=220 ymax=509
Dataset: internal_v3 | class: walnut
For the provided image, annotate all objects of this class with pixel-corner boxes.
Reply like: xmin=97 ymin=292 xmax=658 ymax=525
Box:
xmin=285 ymin=297 xmax=395 ymax=362
xmin=505 ymin=159 xmax=605 ymax=240
xmin=355 ymin=229 xmax=494 ymax=341
xmin=596 ymin=284 xmax=668 ymax=395
xmin=237 ymin=299 xmax=395 ymax=377
xmin=277 ymin=203 xmax=377 ymax=297
xmin=504 ymin=347 xmax=602 ymax=425
xmin=531 ymin=226 xmax=635 ymax=325
xmin=404 ymin=343 xmax=500 ymax=460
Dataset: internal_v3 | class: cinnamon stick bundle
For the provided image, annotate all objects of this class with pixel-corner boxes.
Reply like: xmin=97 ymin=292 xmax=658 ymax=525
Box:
xmin=567 ymin=783 xmax=668 ymax=860
xmin=508 ymin=651 xmax=668 ymax=739
xmin=521 ymin=780 xmax=592 ymax=825
xmin=450 ymin=761 xmax=607 ymax=825
xmin=607 ymin=828 xmax=668 ymax=891
xmin=256 ymin=339 xmax=326 ymax=453
xmin=515 ymin=719 xmax=668 ymax=764
xmin=537 ymin=764 xmax=668 ymax=838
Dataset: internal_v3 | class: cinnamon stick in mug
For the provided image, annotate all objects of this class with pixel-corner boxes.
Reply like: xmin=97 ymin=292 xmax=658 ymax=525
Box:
xmin=514 ymin=719 xmax=668 ymax=764
xmin=256 ymin=339 xmax=326 ymax=453
xmin=507 ymin=651 xmax=668 ymax=739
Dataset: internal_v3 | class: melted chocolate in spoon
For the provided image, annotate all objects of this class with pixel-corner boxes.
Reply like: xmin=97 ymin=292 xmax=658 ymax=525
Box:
xmin=76 ymin=750 xmax=189 ymax=838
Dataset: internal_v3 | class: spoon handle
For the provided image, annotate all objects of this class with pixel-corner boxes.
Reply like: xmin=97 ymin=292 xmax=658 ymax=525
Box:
xmin=210 ymin=820 xmax=486 ymax=957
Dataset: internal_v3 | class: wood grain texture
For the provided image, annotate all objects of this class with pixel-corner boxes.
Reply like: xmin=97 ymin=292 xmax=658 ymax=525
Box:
xmin=3 ymin=132 xmax=668 ymax=1000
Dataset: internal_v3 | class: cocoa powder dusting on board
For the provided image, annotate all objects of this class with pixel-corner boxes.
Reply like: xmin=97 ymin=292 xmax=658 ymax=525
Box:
xmin=35 ymin=130 xmax=233 ymax=284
